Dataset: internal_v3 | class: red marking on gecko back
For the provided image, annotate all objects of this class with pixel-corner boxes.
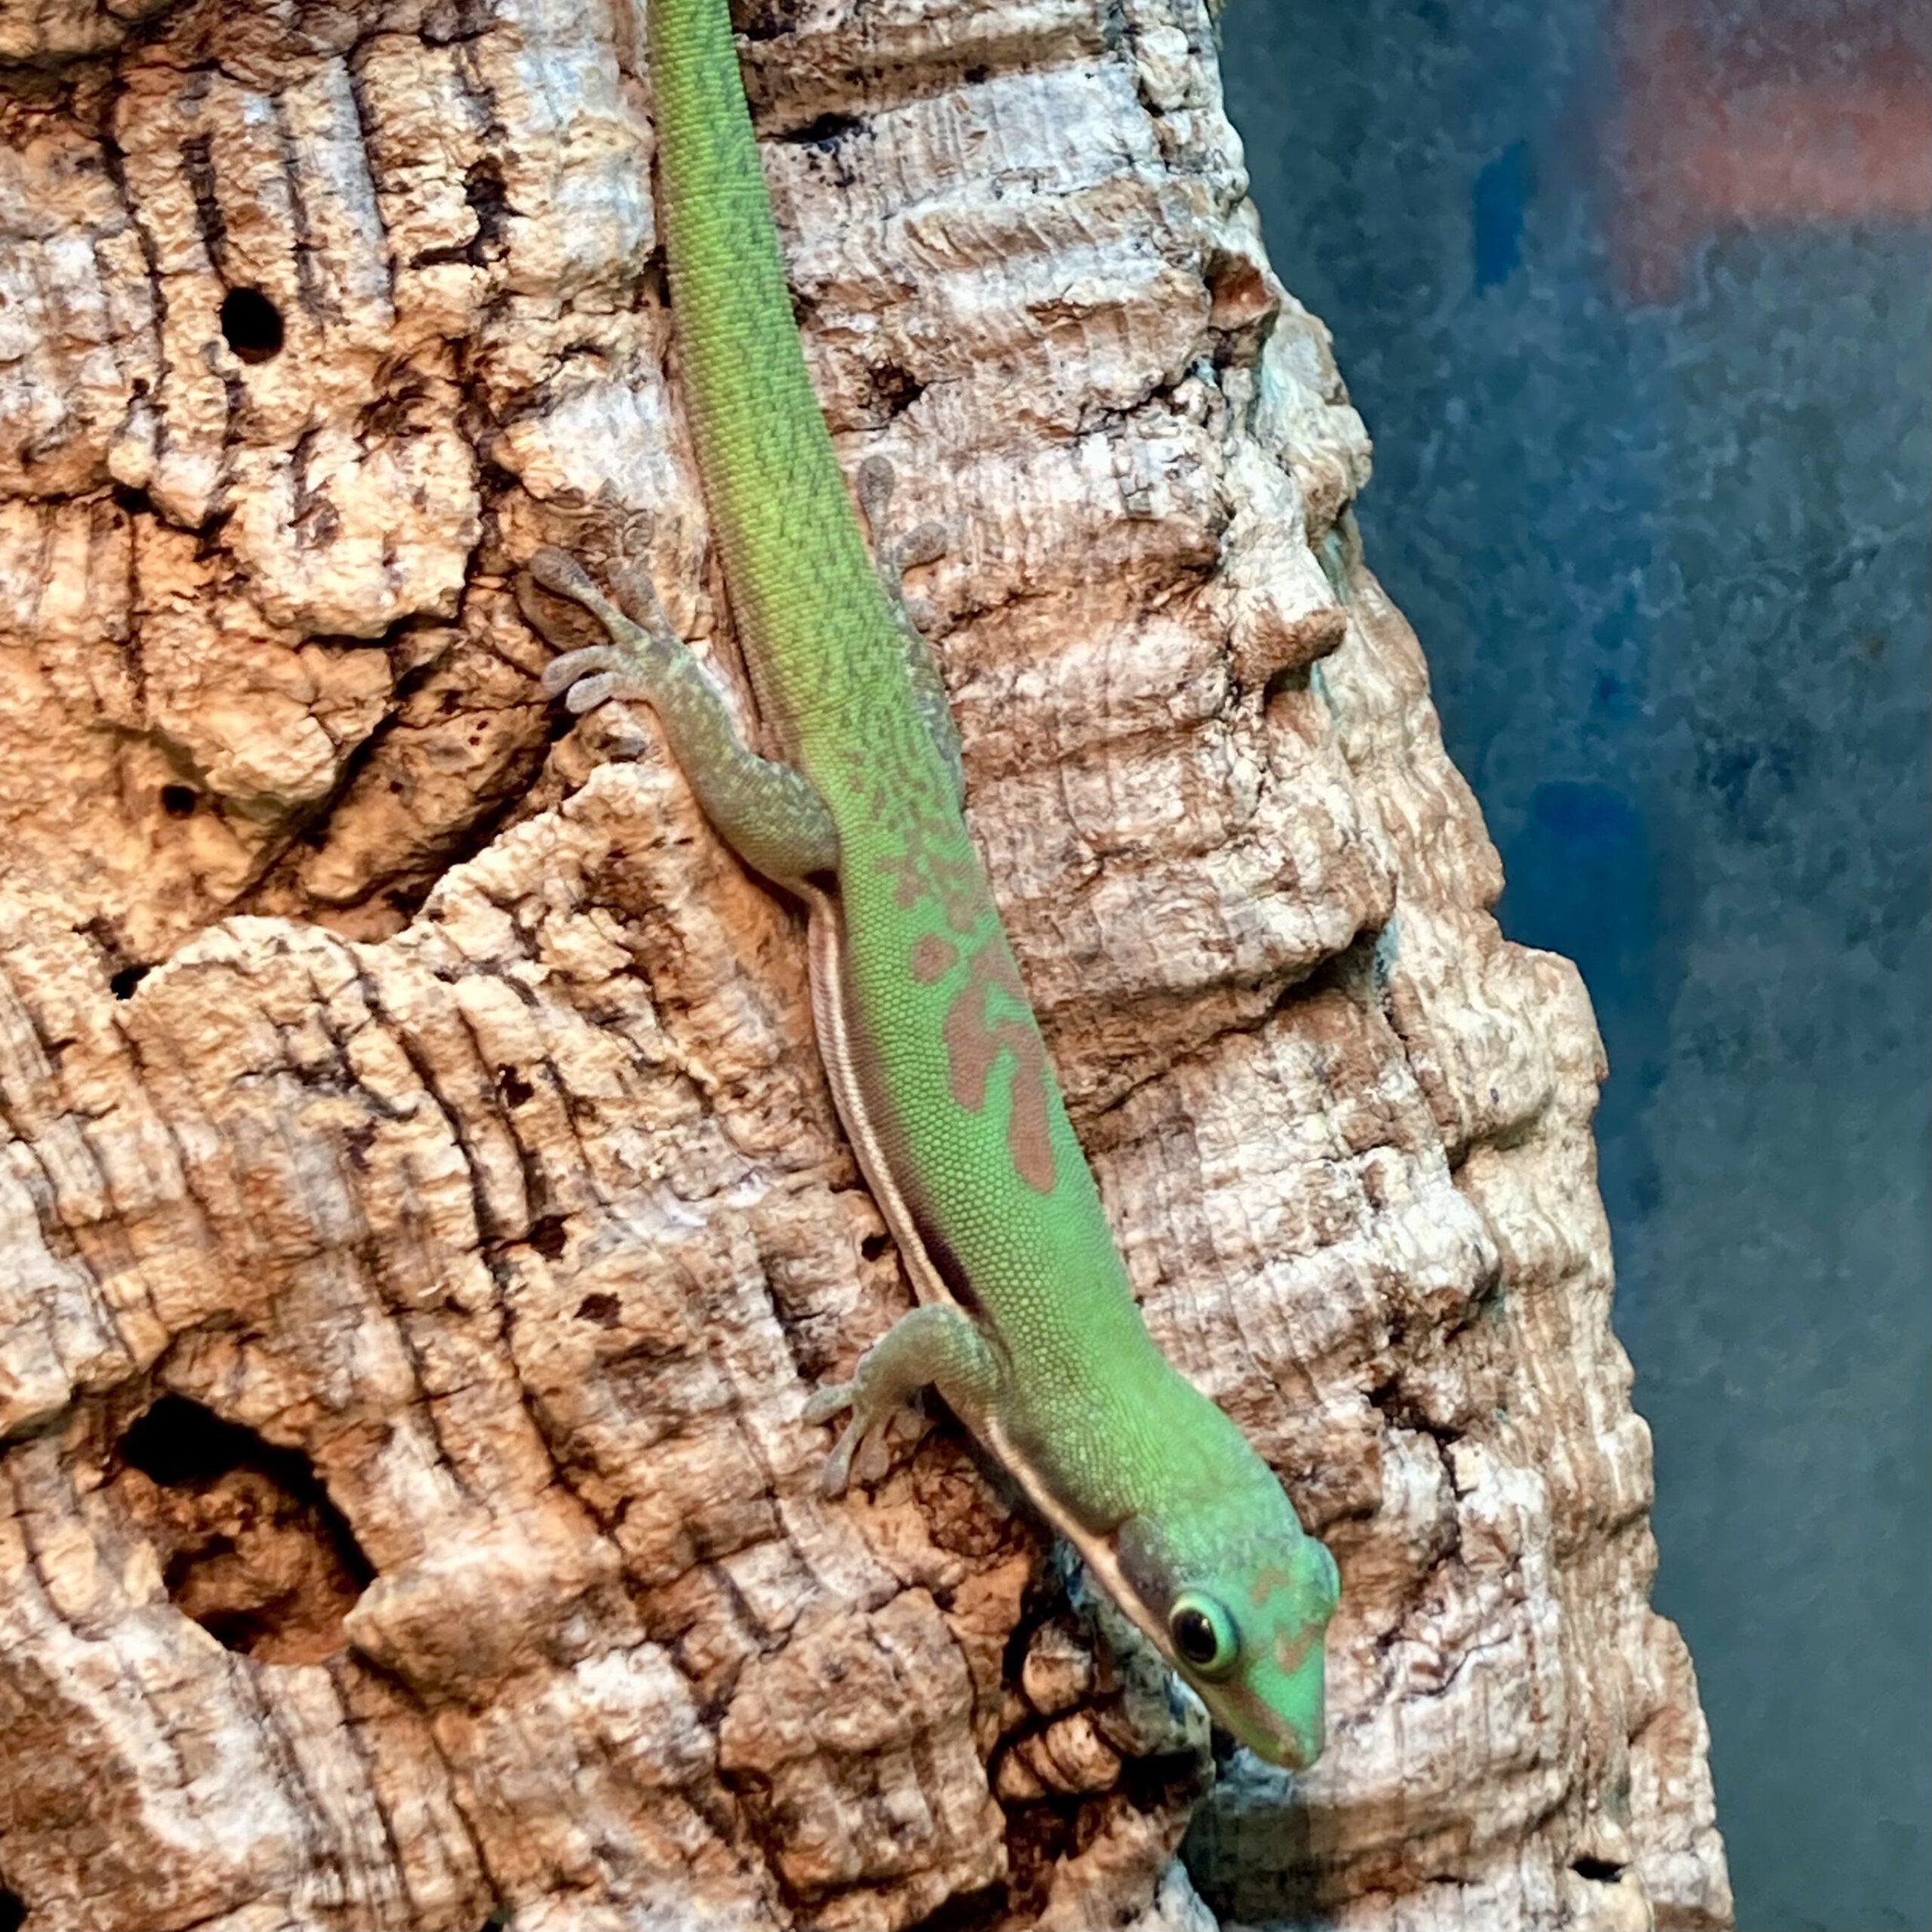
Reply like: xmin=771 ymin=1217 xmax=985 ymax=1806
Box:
xmin=911 ymin=934 xmax=958 ymax=983
xmin=941 ymin=942 xmax=1057 ymax=1195
xmin=875 ymin=816 xmax=984 ymax=934
xmin=866 ymin=773 xmax=1054 ymax=1192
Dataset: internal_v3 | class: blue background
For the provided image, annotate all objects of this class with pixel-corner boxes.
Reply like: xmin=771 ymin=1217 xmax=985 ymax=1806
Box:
xmin=1220 ymin=3 xmax=1931 ymax=1926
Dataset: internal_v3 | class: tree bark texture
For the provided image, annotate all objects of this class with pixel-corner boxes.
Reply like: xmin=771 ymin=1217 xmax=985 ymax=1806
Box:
xmin=0 ymin=0 xmax=1731 ymax=1927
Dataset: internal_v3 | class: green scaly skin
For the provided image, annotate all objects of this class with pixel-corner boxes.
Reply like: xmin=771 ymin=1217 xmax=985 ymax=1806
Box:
xmin=521 ymin=0 xmax=1340 ymax=1768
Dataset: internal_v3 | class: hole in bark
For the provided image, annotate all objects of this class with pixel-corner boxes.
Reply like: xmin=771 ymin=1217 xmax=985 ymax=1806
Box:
xmin=497 ymin=1067 xmax=534 ymax=1107
xmin=115 ymin=1397 xmax=374 ymax=1665
xmin=736 ymin=0 xmax=806 ymax=43
xmin=860 ymin=1230 xmax=891 ymax=1261
xmin=109 ymin=964 xmax=149 ymax=1000
xmin=528 ymin=1214 xmax=568 ymax=1260
xmin=1262 ymin=663 xmax=1309 ymax=706
xmin=122 ymin=1398 xmax=260 ymax=1484
xmin=159 ymin=784 xmax=198 ymax=819
xmin=0 ymin=1884 xmax=23 ymax=1932
xmin=905 ymin=1881 xmax=1008 ymax=1932
xmin=1571 ymin=1855 xmax=1626 ymax=1882
xmin=465 ymin=158 xmax=509 ymax=254
xmin=781 ymin=110 xmax=863 ymax=147
xmin=870 ymin=361 xmax=925 ymax=420
xmin=576 ymin=1293 xmax=621 ymax=1327
xmin=220 ymin=287 xmax=284 ymax=363
xmin=111 ymin=483 xmax=152 ymax=515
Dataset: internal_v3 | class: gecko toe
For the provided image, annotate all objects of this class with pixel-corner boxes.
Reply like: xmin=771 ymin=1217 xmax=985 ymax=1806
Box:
xmin=801 ymin=1381 xmax=856 ymax=1427
xmin=853 ymin=1431 xmax=894 ymax=1485
xmin=856 ymin=454 xmax=896 ymax=525
xmin=529 ymin=546 xmax=599 ymax=602
xmin=819 ymin=1423 xmax=864 ymax=1498
xmin=541 ymin=646 xmax=626 ymax=699
xmin=565 ymin=670 xmax=636 ymax=715
xmin=895 ymin=521 xmax=946 ymax=570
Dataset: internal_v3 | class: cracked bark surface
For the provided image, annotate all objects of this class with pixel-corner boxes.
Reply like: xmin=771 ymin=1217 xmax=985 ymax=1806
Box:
xmin=0 ymin=0 xmax=1730 ymax=1927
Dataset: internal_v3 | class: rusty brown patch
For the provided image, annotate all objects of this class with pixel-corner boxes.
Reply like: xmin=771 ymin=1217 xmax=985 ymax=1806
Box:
xmin=1249 ymin=1562 xmax=1297 ymax=1608
xmin=874 ymin=812 xmax=986 ymax=934
xmin=1004 ymin=1048 xmax=1057 ymax=1197
xmin=941 ymin=941 xmax=1057 ymax=1195
xmin=1273 ymin=1623 xmax=1317 ymax=1678
xmin=910 ymin=933 xmax=958 ymax=983
xmin=878 ymin=844 xmax=929 ymax=911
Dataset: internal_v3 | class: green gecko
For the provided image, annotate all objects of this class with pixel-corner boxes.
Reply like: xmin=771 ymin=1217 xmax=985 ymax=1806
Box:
xmin=517 ymin=0 xmax=1340 ymax=1768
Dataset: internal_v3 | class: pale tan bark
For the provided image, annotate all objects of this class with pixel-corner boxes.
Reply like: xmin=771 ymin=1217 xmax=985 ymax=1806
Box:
xmin=0 ymin=0 xmax=1730 ymax=1927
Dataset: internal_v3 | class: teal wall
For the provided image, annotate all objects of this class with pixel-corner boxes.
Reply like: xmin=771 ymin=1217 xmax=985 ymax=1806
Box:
xmin=1218 ymin=3 xmax=1930 ymax=1926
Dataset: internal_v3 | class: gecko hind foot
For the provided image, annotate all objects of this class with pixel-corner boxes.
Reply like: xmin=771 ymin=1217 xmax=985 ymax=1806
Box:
xmin=800 ymin=1382 xmax=867 ymax=1497
xmin=801 ymin=1377 xmax=920 ymax=1497
xmin=801 ymin=1305 xmax=994 ymax=1499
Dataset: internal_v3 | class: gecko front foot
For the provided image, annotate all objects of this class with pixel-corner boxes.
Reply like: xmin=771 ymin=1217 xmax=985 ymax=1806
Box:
xmin=856 ymin=456 xmax=946 ymax=635
xmin=515 ymin=543 xmax=839 ymax=883
xmin=517 ymin=546 xmax=665 ymax=718
xmin=539 ymin=645 xmax=645 ymax=715
xmin=853 ymin=458 xmax=962 ymax=798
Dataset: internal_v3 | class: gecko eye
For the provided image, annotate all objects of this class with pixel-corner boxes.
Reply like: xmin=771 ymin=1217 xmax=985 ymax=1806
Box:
xmin=1169 ymin=1593 xmax=1239 ymax=1678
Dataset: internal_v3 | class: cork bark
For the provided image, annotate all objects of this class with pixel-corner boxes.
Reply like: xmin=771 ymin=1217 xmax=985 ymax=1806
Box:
xmin=0 ymin=1 xmax=1731 ymax=1928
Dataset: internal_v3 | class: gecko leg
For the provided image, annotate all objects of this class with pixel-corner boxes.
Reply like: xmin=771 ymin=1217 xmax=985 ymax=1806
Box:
xmin=519 ymin=547 xmax=838 ymax=888
xmin=801 ymin=1304 xmax=1002 ymax=1496
xmin=857 ymin=457 xmax=964 ymax=804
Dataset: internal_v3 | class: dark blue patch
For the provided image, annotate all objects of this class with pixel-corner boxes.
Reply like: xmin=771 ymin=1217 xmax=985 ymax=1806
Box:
xmin=1496 ymin=780 xmax=1673 ymax=1219
xmin=1521 ymin=777 xmax=1639 ymax=849
xmin=1472 ymin=140 xmax=1533 ymax=290
xmin=1497 ymin=780 xmax=1648 ymax=1032
xmin=1499 ymin=780 xmax=1647 ymax=996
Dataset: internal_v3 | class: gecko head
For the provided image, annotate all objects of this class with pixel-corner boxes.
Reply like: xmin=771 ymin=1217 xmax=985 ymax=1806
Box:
xmin=1115 ymin=1482 xmax=1340 ymax=1770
